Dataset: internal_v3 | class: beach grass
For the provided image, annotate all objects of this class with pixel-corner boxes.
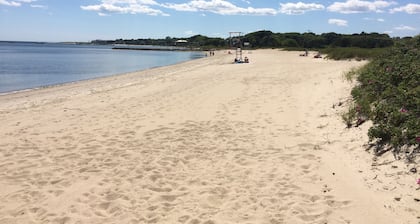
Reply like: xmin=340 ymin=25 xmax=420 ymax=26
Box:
xmin=320 ymin=47 xmax=389 ymax=60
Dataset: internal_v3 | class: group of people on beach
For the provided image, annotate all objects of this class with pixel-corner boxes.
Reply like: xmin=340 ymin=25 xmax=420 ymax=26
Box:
xmin=300 ymin=49 xmax=322 ymax=58
xmin=234 ymin=56 xmax=249 ymax=63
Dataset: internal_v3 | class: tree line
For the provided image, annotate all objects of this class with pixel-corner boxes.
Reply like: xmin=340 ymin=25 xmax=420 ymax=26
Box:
xmin=91 ymin=35 xmax=225 ymax=49
xmin=91 ymin=30 xmax=404 ymax=50
xmin=242 ymin=30 xmax=395 ymax=49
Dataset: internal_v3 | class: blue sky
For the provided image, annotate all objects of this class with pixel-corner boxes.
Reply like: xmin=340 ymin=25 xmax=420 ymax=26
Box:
xmin=1 ymin=0 xmax=419 ymax=42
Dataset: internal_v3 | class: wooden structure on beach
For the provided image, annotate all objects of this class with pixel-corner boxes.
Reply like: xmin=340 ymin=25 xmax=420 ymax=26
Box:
xmin=229 ymin=32 xmax=243 ymax=62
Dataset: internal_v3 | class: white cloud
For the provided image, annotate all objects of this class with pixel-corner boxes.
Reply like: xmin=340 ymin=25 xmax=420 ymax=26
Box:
xmin=363 ymin=17 xmax=385 ymax=22
xmin=390 ymin=3 xmax=420 ymax=14
xmin=0 ymin=0 xmax=20 ymax=6
xmin=81 ymin=0 xmax=169 ymax=16
xmin=327 ymin=0 xmax=396 ymax=14
xmin=0 ymin=0 xmax=36 ymax=7
xmin=279 ymin=2 xmax=324 ymax=15
xmin=184 ymin=30 xmax=196 ymax=36
xmin=30 ymin=4 xmax=47 ymax=9
xmin=82 ymin=0 xmax=277 ymax=16
xmin=328 ymin=18 xmax=348 ymax=26
xmin=163 ymin=0 xmax=277 ymax=15
xmin=394 ymin=25 xmax=416 ymax=31
xmin=162 ymin=2 xmax=196 ymax=11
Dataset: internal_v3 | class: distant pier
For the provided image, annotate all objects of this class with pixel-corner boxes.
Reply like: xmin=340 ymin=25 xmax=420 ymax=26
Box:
xmin=112 ymin=45 xmax=190 ymax=51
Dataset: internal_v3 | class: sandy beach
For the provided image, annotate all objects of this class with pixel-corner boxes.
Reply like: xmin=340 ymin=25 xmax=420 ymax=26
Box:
xmin=0 ymin=49 xmax=418 ymax=224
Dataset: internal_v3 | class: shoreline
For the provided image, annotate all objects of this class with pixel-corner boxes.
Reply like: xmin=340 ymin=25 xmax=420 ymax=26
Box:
xmin=0 ymin=42 xmax=206 ymax=95
xmin=0 ymin=53 xmax=208 ymax=101
xmin=0 ymin=49 xmax=417 ymax=223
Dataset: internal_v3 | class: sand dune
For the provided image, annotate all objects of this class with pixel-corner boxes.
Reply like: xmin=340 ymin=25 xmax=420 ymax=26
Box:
xmin=0 ymin=50 xmax=418 ymax=224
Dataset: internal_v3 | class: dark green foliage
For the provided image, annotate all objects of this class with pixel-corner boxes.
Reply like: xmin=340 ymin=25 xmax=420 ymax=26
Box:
xmin=187 ymin=35 xmax=227 ymax=49
xmin=344 ymin=36 xmax=420 ymax=158
xmin=92 ymin=35 xmax=227 ymax=49
xmin=282 ymin=39 xmax=299 ymax=48
xmin=91 ymin=30 xmax=395 ymax=53
xmin=242 ymin=30 xmax=280 ymax=48
xmin=243 ymin=31 xmax=394 ymax=49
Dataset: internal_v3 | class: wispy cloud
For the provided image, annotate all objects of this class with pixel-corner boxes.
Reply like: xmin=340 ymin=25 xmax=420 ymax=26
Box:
xmin=328 ymin=18 xmax=348 ymax=26
xmin=363 ymin=17 xmax=385 ymax=22
xmin=390 ymin=3 xmax=420 ymax=14
xmin=184 ymin=30 xmax=196 ymax=36
xmin=279 ymin=2 xmax=324 ymax=15
xmin=163 ymin=0 xmax=277 ymax=15
xmin=327 ymin=0 xmax=396 ymax=14
xmin=98 ymin=12 xmax=109 ymax=16
xmin=0 ymin=0 xmax=36 ymax=7
xmin=81 ymin=0 xmax=169 ymax=16
xmin=394 ymin=25 xmax=416 ymax=31
xmin=30 ymin=4 xmax=47 ymax=9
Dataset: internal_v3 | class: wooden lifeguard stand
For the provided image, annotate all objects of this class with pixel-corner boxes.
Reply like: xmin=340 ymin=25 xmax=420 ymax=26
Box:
xmin=229 ymin=32 xmax=243 ymax=62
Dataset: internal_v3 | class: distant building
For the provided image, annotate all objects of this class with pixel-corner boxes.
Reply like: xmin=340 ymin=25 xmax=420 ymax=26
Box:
xmin=175 ymin=40 xmax=188 ymax=45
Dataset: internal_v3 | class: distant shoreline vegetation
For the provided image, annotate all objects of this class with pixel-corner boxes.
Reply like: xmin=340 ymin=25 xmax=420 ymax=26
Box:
xmin=3 ymin=30 xmax=417 ymax=59
xmin=89 ymin=30 xmax=419 ymax=59
xmin=90 ymin=31 xmax=397 ymax=50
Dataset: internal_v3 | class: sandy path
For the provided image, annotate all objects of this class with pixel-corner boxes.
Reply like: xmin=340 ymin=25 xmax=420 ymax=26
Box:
xmin=0 ymin=50 xmax=418 ymax=224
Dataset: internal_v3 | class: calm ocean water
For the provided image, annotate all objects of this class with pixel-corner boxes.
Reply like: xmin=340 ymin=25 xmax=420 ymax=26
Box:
xmin=0 ymin=42 xmax=204 ymax=93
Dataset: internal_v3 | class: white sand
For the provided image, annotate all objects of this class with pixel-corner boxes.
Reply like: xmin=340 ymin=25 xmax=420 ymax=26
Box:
xmin=0 ymin=50 xmax=418 ymax=224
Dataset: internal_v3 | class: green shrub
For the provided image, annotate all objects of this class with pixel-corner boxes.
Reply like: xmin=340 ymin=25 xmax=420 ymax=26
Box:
xmin=344 ymin=36 xmax=420 ymax=158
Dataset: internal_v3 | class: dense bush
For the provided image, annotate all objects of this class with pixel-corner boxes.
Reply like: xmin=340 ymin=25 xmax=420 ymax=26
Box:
xmin=344 ymin=36 xmax=420 ymax=159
